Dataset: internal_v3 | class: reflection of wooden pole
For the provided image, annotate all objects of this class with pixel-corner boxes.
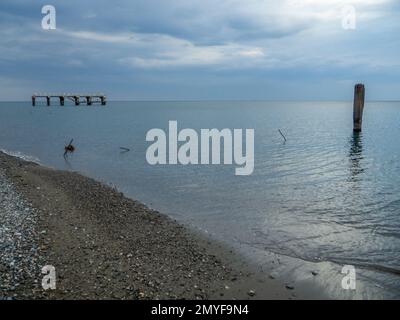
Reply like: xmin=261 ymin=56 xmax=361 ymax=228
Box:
xmin=353 ymin=84 xmax=365 ymax=132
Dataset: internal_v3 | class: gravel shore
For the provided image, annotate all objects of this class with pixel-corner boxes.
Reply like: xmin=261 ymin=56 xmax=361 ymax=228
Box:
xmin=0 ymin=151 xmax=292 ymax=300
xmin=0 ymin=170 xmax=43 ymax=299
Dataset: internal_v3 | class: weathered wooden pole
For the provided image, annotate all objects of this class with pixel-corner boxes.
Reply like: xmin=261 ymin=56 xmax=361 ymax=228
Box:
xmin=32 ymin=96 xmax=36 ymax=106
xmin=46 ymin=96 xmax=51 ymax=106
xmin=86 ymin=96 xmax=92 ymax=106
xmin=100 ymin=96 xmax=106 ymax=105
xmin=59 ymin=96 xmax=65 ymax=106
xmin=353 ymin=84 xmax=365 ymax=132
xmin=74 ymin=96 xmax=80 ymax=106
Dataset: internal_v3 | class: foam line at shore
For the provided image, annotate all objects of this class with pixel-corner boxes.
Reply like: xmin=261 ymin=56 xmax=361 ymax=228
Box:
xmin=0 ymin=149 xmax=41 ymax=165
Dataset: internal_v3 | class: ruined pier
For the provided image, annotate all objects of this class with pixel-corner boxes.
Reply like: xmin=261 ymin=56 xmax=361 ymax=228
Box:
xmin=32 ymin=93 xmax=107 ymax=106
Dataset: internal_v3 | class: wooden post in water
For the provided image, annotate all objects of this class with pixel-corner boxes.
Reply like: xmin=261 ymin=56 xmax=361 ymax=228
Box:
xmin=353 ymin=84 xmax=365 ymax=132
xmin=32 ymin=96 xmax=36 ymax=106
xmin=59 ymin=96 xmax=65 ymax=106
xmin=46 ymin=96 xmax=51 ymax=106
xmin=74 ymin=96 xmax=80 ymax=106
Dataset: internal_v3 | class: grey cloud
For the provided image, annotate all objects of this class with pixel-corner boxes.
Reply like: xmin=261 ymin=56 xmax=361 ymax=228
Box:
xmin=0 ymin=0 xmax=399 ymax=100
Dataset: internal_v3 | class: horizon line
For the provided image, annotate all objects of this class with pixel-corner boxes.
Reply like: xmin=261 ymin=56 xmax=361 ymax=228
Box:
xmin=1 ymin=99 xmax=400 ymax=103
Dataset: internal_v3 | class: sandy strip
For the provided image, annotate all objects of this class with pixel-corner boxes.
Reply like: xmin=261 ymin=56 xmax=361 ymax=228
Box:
xmin=0 ymin=151 xmax=295 ymax=300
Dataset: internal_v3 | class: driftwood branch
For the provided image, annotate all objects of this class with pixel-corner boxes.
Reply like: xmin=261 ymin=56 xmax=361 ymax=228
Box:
xmin=64 ymin=139 xmax=75 ymax=157
xmin=278 ymin=129 xmax=287 ymax=142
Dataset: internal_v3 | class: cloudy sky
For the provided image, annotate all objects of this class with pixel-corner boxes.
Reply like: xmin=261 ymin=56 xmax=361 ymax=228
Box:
xmin=0 ymin=0 xmax=399 ymax=100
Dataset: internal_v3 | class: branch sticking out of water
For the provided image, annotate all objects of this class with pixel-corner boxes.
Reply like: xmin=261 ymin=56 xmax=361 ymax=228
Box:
xmin=64 ymin=139 xmax=75 ymax=157
xmin=278 ymin=129 xmax=287 ymax=143
xmin=120 ymin=147 xmax=130 ymax=152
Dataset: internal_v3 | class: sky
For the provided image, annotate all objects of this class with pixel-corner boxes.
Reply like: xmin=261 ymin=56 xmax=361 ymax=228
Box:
xmin=0 ymin=0 xmax=399 ymax=101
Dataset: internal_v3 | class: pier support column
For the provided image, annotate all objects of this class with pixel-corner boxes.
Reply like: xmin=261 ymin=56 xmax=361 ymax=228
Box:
xmin=353 ymin=84 xmax=365 ymax=132
xmin=32 ymin=96 xmax=36 ymax=106
xmin=74 ymin=96 xmax=80 ymax=106
xmin=101 ymin=96 xmax=106 ymax=105
xmin=46 ymin=96 xmax=51 ymax=106
xmin=86 ymin=96 xmax=92 ymax=106
xmin=59 ymin=96 xmax=65 ymax=106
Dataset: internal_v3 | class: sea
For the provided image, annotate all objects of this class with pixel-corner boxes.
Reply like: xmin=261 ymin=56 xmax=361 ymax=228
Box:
xmin=1 ymin=100 xmax=400 ymax=299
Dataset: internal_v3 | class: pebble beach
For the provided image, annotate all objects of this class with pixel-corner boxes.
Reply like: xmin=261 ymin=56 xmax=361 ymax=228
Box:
xmin=0 ymin=151 xmax=296 ymax=300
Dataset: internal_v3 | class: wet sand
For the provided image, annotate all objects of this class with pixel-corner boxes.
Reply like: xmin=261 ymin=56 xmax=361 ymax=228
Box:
xmin=0 ymin=151 xmax=316 ymax=300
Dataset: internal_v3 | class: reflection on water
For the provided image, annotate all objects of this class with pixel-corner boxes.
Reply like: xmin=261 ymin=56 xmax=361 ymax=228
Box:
xmin=348 ymin=132 xmax=364 ymax=182
xmin=63 ymin=155 xmax=73 ymax=169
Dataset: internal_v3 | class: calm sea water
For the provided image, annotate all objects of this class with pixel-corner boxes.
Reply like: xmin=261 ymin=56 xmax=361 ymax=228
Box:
xmin=1 ymin=101 xmax=400 ymax=299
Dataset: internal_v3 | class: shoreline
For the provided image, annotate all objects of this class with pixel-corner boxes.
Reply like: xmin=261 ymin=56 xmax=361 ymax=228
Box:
xmin=0 ymin=151 xmax=306 ymax=300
